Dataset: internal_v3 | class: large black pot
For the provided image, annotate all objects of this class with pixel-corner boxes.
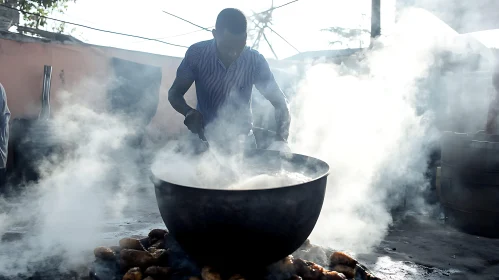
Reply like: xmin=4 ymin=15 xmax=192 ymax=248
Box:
xmin=151 ymin=149 xmax=329 ymax=272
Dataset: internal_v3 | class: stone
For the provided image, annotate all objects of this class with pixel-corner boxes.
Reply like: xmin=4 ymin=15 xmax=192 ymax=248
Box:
xmin=148 ymin=229 xmax=168 ymax=241
xmin=94 ymin=247 xmax=116 ymax=261
xmin=120 ymin=249 xmax=156 ymax=271
xmin=122 ymin=267 xmax=142 ymax=280
xmin=119 ymin=238 xmax=145 ymax=251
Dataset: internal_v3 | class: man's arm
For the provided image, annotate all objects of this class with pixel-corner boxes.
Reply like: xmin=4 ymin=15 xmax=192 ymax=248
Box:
xmin=168 ymin=78 xmax=194 ymax=117
xmin=254 ymin=54 xmax=291 ymax=142
xmin=168 ymin=47 xmax=197 ymax=116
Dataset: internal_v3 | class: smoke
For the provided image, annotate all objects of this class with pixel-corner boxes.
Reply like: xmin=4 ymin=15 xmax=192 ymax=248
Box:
xmin=151 ymin=5 xmax=495 ymax=257
xmin=0 ymin=88 xmax=153 ymax=277
xmin=289 ymin=7 xmax=495 ymax=254
xmin=0 ymin=4 xmax=497 ymax=278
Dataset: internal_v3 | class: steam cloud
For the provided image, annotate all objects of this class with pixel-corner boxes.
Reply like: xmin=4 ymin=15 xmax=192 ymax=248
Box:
xmin=0 ymin=4 xmax=497 ymax=278
xmin=291 ymin=7 xmax=495 ymax=254
xmin=0 ymin=89 xmax=154 ymax=276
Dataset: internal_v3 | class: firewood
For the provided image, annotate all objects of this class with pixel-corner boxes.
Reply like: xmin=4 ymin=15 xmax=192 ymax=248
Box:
xmin=201 ymin=266 xmax=222 ymax=280
xmin=150 ymin=249 xmax=169 ymax=266
xmin=140 ymin=237 xmax=153 ymax=249
xmin=294 ymin=259 xmax=325 ymax=280
xmin=294 ymin=258 xmax=350 ymax=280
xmin=294 ymin=245 xmax=328 ymax=266
xmin=277 ymin=255 xmax=296 ymax=275
xmin=148 ymin=247 xmax=158 ymax=254
xmin=120 ymin=249 xmax=156 ymax=271
xmin=354 ymin=264 xmax=382 ymax=280
xmin=321 ymin=271 xmax=346 ymax=280
xmin=148 ymin=239 xmax=166 ymax=251
xmin=330 ymin=264 xmax=354 ymax=279
xmin=119 ymin=238 xmax=145 ymax=251
xmin=228 ymin=274 xmax=245 ymax=280
xmin=329 ymin=252 xmax=357 ymax=268
xmin=144 ymin=266 xmax=171 ymax=278
xmin=122 ymin=267 xmax=142 ymax=280
xmin=93 ymin=246 xmax=116 ymax=261
xmin=148 ymin=229 xmax=168 ymax=241
xmin=110 ymin=246 xmax=122 ymax=254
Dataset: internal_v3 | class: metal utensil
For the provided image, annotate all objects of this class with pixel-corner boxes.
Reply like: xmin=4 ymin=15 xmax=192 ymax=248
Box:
xmin=198 ymin=131 xmax=238 ymax=181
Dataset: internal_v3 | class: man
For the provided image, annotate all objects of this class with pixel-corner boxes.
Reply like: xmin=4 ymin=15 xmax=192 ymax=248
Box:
xmin=0 ymin=83 xmax=10 ymax=188
xmin=168 ymin=8 xmax=291 ymax=153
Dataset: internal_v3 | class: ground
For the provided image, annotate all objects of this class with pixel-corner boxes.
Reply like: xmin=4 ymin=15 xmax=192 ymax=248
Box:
xmin=2 ymin=188 xmax=499 ymax=280
xmin=357 ymin=214 xmax=499 ymax=280
xmin=108 ymin=190 xmax=499 ymax=280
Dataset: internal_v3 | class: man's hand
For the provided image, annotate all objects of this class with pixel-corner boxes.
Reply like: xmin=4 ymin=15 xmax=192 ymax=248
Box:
xmin=184 ymin=109 xmax=204 ymax=135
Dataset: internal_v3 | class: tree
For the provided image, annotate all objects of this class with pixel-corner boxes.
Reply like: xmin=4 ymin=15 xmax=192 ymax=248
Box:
xmin=0 ymin=0 xmax=76 ymax=32
xmin=322 ymin=26 xmax=371 ymax=48
xmin=322 ymin=13 xmax=371 ymax=49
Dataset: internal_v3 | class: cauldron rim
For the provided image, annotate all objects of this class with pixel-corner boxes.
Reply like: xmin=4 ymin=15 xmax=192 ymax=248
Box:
xmin=151 ymin=149 xmax=330 ymax=191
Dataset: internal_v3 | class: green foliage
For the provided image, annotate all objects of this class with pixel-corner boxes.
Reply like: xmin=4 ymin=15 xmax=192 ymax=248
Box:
xmin=0 ymin=0 xmax=76 ymax=31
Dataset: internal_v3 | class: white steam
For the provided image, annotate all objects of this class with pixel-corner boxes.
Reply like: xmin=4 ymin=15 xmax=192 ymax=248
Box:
xmin=152 ymin=141 xmax=312 ymax=190
xmin=0 ymin=90 xmax=152 ymax=276
xmin=0 ymin=4 xmax=497 ymax=278
xmin=290 ymin=7 xmax=495 ymax=253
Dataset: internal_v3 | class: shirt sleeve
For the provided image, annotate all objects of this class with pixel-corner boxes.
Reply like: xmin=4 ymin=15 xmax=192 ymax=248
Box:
xmin=253 ymin=53 xmax=281 ymax=95
xmin=0 ymin=84 xmax=4 ymax=116
xmin=176 ymin=45 xmax=199 ymax=81
xmin=0 ymin=84 xmax=10 ymax=168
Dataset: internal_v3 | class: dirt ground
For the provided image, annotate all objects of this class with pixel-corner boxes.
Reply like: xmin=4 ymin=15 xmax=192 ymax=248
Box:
xmin=357 ymin=214 xmax=499 ymax=280
xmin=102 ymin=190 xmax=499 ymax=280
xmin=2 ymin=188 xmax=499 ymax=280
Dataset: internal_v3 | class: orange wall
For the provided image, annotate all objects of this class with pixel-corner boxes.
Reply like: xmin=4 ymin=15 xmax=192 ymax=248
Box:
xmin=0 ymin=37 xmax=197 ymax=144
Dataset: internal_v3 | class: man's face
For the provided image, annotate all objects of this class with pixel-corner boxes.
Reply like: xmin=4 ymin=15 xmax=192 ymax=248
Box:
xmin=213 ymin=29 xmax=247 ymax=62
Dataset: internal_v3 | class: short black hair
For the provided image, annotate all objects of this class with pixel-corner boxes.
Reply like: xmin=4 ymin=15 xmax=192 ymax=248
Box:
xmin=215 ymin=8 xmax=247 ymax=35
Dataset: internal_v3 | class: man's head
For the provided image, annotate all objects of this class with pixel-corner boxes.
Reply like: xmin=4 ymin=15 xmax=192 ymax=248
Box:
xmin=212 ymin=8 xmax=247 ymax=62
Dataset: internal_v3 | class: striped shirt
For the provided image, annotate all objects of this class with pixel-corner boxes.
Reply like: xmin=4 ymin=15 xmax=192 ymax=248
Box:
xmin=177 ymin=39 xmax=281 ymax=136
xmin=0 ymin=84 xmax=10 ymax=168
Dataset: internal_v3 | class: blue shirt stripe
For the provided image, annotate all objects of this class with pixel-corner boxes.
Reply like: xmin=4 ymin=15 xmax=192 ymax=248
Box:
xmin=0 ymin=84 xmax=10 ymax=168
xmin=176 ymin=39 xmax=281 ymax=135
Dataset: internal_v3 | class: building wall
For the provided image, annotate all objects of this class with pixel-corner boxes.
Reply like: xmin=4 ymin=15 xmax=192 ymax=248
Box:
xmin=0 ymin=36 xmax=308 ymax=149
xmin=0 ymin=37 xmax=198 ymax=144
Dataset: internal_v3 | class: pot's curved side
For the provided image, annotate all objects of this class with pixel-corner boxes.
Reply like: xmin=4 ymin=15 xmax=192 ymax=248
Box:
xmin=150 ymin=149 xmax=330 ymax=271
xmin=153 ymin=176 xmax=327 ymax=271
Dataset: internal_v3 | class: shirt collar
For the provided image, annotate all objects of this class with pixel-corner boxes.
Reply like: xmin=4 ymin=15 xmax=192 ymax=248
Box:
xmin=210 ymin=39 xmax=249 ymax=58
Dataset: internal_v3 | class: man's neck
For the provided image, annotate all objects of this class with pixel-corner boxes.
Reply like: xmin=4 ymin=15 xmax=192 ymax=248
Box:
xmin=216 ymin=49 xmax=236 ymax=68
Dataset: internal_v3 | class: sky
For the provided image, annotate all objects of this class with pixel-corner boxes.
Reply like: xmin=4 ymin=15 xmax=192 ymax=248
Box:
xmin=45 ymin=0 xmax=380 ymax=59
xmin=14 ymin=0 xmax=499 ymax=59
